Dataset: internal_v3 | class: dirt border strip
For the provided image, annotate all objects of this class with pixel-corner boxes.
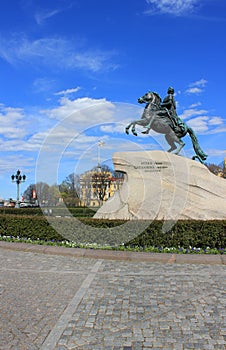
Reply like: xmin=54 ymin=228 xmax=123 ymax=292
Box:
xmin=0 ymin=241 xmax=225 ymax=265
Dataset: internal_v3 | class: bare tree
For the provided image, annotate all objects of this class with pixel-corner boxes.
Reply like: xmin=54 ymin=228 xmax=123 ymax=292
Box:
xmin=59 ymin=173 xmax=80 ymax=206
xmin=23 ymin=182 xmax=60 ymax=206
xmin=206 ymin=163 xmax=224 ymax=176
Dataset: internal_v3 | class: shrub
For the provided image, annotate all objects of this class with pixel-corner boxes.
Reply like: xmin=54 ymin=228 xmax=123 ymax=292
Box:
xmin=0 ymin=213 xmax=225 ymax=249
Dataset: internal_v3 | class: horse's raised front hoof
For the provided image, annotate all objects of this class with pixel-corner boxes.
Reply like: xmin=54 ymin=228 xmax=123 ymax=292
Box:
xmin=132 ymin=131 xmax=137 ymax=136
xmin=125 ymin=128 xmax=129 ymax=134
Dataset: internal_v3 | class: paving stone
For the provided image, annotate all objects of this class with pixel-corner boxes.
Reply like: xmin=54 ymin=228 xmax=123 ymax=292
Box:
xmin=0 ymin=245 xmax=225 ymax=350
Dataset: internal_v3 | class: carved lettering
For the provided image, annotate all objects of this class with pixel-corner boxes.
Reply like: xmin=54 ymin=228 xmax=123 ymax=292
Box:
xmin=134 ymin=161 xmax=168 ymax=172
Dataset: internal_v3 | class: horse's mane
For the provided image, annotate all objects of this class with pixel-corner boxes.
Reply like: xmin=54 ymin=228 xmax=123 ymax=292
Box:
xmin=151 ymin=91 xmax=162 ymax=103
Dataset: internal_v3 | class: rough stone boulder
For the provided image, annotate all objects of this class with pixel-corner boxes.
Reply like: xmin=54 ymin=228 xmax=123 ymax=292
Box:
xmin=94 ymin=151 xmax=226 ymax=220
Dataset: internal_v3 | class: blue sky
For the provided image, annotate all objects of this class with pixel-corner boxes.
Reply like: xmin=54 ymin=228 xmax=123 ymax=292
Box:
xmin=0 ymin=0 xmax=225 ymax=199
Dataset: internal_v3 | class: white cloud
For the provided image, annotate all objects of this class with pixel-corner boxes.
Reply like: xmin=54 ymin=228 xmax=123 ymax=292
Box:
xmin=34 ymin=9 xmax=62 ymax=25
xmin=145 ymin=0 xmax=200 ymax=16
xmin=186 ymin=115 xmax=225 ymax=134
xmin=208 ymin=116 xmax=224 ymax=126
xmin=179 ymin=108 xmax=207 ymax=120
xmin=207 ymin=149 xmax=226 ymax=157
xmin=0 ymin=102 xmax=55 ymax=152
xmin=100 ymin=124 xmax=125 ymax=134
xmin=33 ymin=1 xmax=74 ymax=25
xmin=41 ymin=97 xmax=115 ymax=125
xmin=190 ymin=102 xmax=202 ymax=108
xmin=190 ymin=79 xmax=208 ymax=87
xmin=185 ymin=79 xmax=208 ymax=94
xmin=0 ymin=35 xmax=118 ymax=72
xmin=54 ymin=87 xmax=81 ymax=96
xmin=205 ymin=126 xmax=226 ymax=135
xmin=0 ymin=154 xmax=35 ymax=173
xmin=186 ymin=87 xmax=203 ymax=94
xmin=0 ymin=106 xmax=28 ymax=139
xmin=187 ymin=116 xmax=209 ymax=132
xmin=0 ymin=98 xmax=139 ymax=156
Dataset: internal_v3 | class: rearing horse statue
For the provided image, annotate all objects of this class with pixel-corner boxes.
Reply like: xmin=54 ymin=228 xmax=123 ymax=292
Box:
xmin=125 ymin=91 xmax=207 ymax=163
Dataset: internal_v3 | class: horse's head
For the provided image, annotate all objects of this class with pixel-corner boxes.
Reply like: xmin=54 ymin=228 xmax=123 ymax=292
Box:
xmin=138 ymin=91 xmax=161 ymax=107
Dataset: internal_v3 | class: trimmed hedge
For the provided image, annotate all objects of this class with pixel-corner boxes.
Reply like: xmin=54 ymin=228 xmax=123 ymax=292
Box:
xmin=0 ymin=207 xmax=43 ymax=216
xmin=0 ymin=207 xmax=95 ymax=217
xmin=0 ymin=214 xmax=63 ymax=241
xmin=125 ymin=220 xmax=226 ymax=249
xmin=0 ymin=214 xmax=225 ymax=249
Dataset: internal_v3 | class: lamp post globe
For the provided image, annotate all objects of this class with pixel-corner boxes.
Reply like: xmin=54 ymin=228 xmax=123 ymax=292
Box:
xmin=11 ymin=169 xmax=26 ymax=208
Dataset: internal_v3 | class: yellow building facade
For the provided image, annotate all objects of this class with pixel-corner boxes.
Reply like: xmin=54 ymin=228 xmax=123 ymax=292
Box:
xmin=80 ymin=169 xmax=124 ymax=207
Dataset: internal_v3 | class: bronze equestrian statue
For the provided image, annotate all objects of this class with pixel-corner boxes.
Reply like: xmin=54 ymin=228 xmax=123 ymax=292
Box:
xmin=125 ymin=87 xmax=207 ymax=163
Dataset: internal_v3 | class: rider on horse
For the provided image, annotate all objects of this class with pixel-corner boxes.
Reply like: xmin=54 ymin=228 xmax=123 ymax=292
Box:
xmin=125 ymin=88 xmax=208 ymax=163
xmin=143 ymin=87 xmax=185 ymax=134
xmin=161 ymin=87 xmax=185 ymax=132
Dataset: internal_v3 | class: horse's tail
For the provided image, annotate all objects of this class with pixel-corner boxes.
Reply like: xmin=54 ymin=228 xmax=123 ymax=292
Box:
xmin=187 ymin=127 xmax=208 ymax=163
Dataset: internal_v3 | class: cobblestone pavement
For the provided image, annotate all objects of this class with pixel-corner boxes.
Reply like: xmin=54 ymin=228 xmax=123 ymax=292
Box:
xmin=0 ymin=244 xmax=225 ymax=350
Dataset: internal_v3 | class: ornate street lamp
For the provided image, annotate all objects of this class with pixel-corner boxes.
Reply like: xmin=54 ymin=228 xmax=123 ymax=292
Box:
xmin=11 ymin=170 xmax=26 ymax=208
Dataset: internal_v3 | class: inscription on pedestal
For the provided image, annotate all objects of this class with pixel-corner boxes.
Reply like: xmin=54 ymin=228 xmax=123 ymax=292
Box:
xmin=134 ymin=161 xmax=168 ymax=172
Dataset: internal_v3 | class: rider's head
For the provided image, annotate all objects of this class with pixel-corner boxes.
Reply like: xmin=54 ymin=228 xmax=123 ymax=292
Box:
xmin=168 ymin=87 xmax=174 ymax=94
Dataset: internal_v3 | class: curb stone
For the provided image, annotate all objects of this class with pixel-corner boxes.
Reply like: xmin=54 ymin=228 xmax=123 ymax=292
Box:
xmin=0 ymin=241 xmax=225 ymax=264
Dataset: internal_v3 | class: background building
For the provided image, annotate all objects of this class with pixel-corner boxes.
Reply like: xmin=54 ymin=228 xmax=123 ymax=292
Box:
xmin=80 ymin=166 xmax=124 ymax=208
